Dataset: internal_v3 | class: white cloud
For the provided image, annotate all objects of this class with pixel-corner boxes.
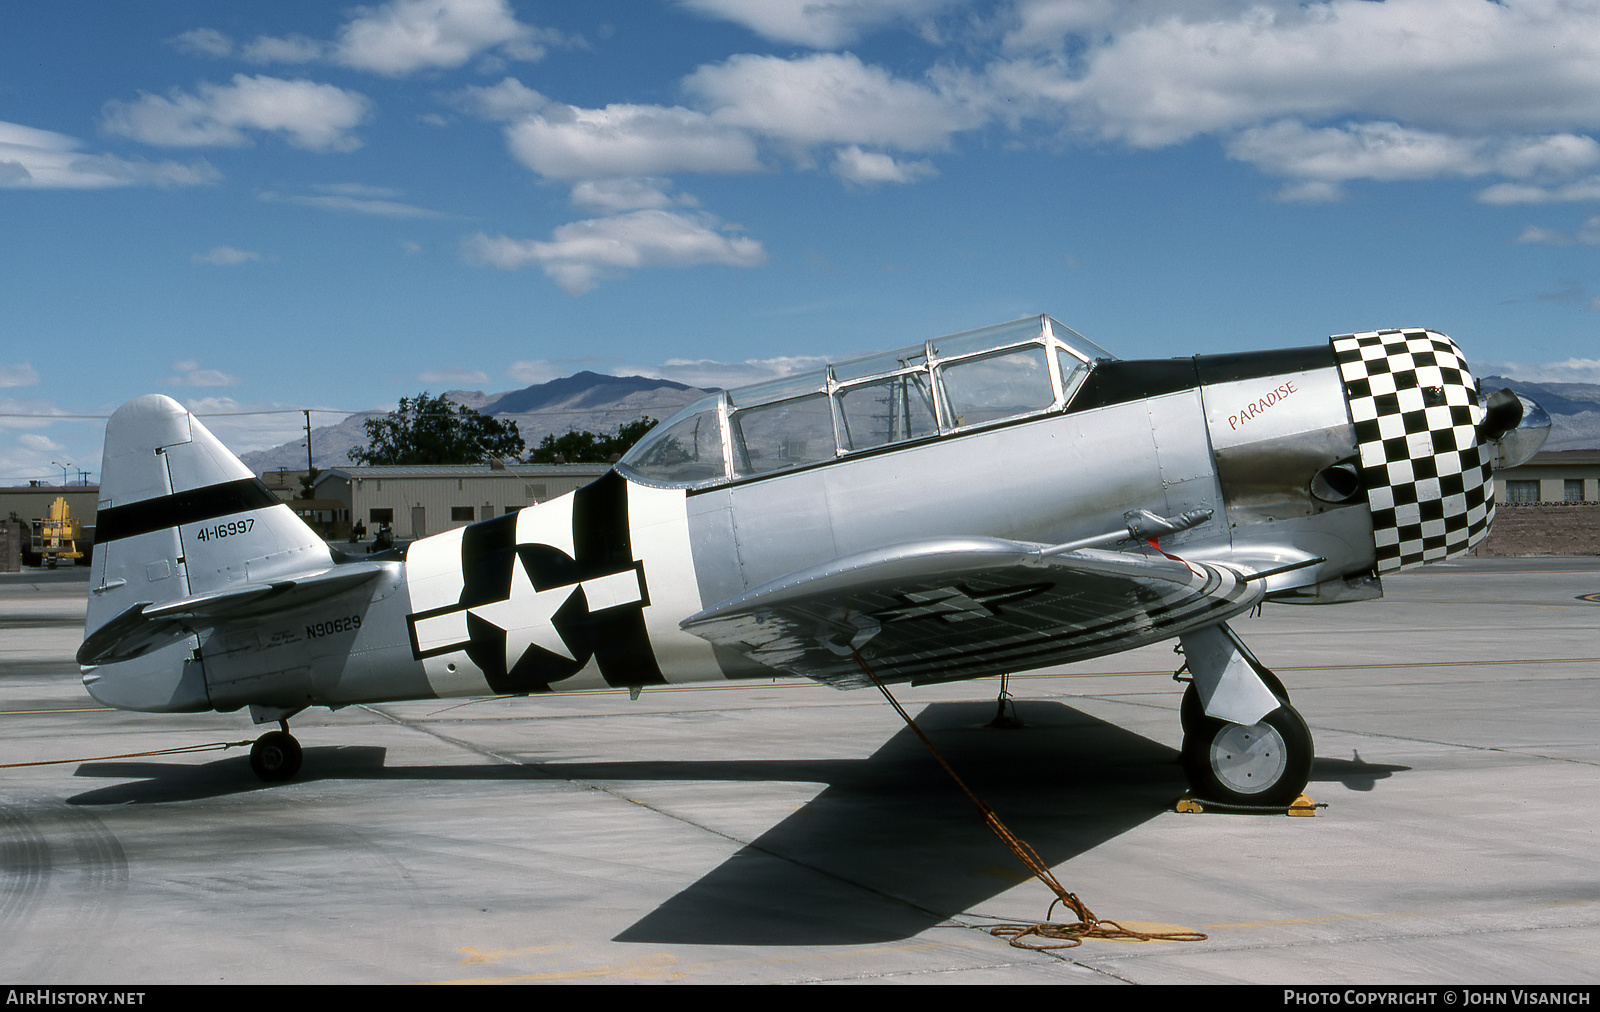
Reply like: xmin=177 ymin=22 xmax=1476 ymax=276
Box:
xmin=503 ymin=360 xmax=575 ymax=386
xmin=831 ymin=145 xmax=937 ymax=185
xmin=166 ymin=361 xmax=243 ymax=387
xmin=466 ymin=56 xmax=974 ymax=192
xmin=995 ymin=1 xmax=1600 ymax=148
xmin=674 ymin=0 xmax=959 ymax=47
xmin=959 ymin=0 xmax=1600 ymax=200
xmin=1514 ymin=215 xmax=1600 ymax=246
xmin=638 ymin=4 xmax=1600 ymax=198
xmin=686 ymin=52 xmax=977 ymax=154
xmin=241 ymin=34 xmax=328 ymax=65
xmin=1481 ymin=357 xmax=1600 ymax=384
xmin=503 ymin=353 xmax=827 ymax=390
xmin=193 ymin=0 xmax=563 ymax=78
xmin=449 ymin=77 xmax=550 ymax=121
xmin=454 ymin=77 xmax=763 ymax=181
xmin=17 ymin=432 xmax=67 ymax=453
xmin=334 ymin=0 xmax=554 ymax=75
xmin=1230 ymin=121 xmax=1600 ymax=187
xmin=0 ymin=396 xmax=77 ymax=433
xmin=569 ymin=177 xmax=681 ymax=212
xmin=1 ymin=363 xmax=40 ymax=387
xmin=632 ymin=354 xmax=831 ymax=389
xmin=463 ymin=208 xmax=767 ymax=294
xmin=503 ymin=101 xmax=762 ymax=179
xmin=258 ymin=186 xmax=445 ymax=217
xmin=1514 ymin=225 xmax=1572 ymax=246
xmin=0 ymin=120 xmax=219 ymax=189
xmin=176 ymin=1 xmax=570 ymax=77
xmin=172 ymin=27 xmax=234 ymax=58
xmin=1229 ymin=121 xmax=1482 ymax=183
xmin=1493 ymin=133 xmax=1600 ymax=181
xmin=0 ymin=397 xmax=110 ymax=487
xmin=102 ymin=75 xmax=372 ymax=152
xmin=1269 ymin=179 xmax=1346 ymax=204
xmin=192 ymin=245 xmax=262 ymax=265
xmin=1479 ymin=175 xmax=1600 ymax=205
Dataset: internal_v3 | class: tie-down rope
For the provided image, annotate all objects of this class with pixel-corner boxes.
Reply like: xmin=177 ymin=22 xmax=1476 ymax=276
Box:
xmin=849 ymin=646 xmax=1206 ymax=951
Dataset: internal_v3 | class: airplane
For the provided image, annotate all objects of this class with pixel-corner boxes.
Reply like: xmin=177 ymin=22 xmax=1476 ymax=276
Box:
xmin=77 ymin=316 xmax=1551 ymax=806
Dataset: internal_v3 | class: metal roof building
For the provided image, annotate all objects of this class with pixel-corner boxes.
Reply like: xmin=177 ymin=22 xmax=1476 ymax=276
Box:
xmin=1494 ymin=448 xmax=1600 ymax=504
xmin=314 ymin=463 xmax=613 ymax=540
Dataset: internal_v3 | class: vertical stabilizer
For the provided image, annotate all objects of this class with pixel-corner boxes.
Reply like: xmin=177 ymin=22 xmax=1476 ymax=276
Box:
xmin=83 ymin=395 xmax=333 ymax=711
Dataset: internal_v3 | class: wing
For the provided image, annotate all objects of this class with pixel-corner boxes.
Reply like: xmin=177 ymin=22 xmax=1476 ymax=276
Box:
xmin=681 ymin=536 xmax=1264 ymax=689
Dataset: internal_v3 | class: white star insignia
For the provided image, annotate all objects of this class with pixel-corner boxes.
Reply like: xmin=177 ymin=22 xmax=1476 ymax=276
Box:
xmin=469 ymin=556 xmax=577 ymax=670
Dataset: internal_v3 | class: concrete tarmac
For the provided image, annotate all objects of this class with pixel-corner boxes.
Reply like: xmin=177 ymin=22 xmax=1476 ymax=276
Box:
xmin=0 ymin=558 xmax=1595 ymax=985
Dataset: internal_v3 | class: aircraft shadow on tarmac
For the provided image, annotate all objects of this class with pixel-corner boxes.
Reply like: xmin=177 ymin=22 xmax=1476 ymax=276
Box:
xmin=1314 ymin=749 xmax=1409 ymax=792
xmin=63 ymin=700 xmax=1406 ymax=945
xmin=605 ymin=708 xmax=1414 ymax=945
xmin=609 ymin=700 xmax=1186 ymax=944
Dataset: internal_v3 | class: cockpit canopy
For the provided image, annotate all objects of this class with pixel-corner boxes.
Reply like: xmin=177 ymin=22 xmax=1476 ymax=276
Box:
xmin=617 ymin=315 xmax=1114 ymax=488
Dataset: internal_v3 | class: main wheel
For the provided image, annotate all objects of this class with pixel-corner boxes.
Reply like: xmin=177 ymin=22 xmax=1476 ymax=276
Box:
xmin=1181 ymin=704 xmax=1312 ymax=807
xmin=250 ymin=730 xmax=303 ymax=782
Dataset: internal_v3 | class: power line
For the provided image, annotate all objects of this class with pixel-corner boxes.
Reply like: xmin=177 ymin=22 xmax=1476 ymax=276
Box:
xmin=0 ymin=403 xmax=690 ymax=421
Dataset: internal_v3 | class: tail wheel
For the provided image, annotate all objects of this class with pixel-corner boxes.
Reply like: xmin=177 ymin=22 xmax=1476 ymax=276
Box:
xmin=1181 ymin=704 xmax=1312 ymax=807
xmin=250 ymin=730 xmax=303 ymax=782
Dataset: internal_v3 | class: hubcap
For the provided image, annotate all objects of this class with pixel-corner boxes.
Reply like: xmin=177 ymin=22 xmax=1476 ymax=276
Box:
xmin=1209 ymin=721 xmax=1287 ymax=795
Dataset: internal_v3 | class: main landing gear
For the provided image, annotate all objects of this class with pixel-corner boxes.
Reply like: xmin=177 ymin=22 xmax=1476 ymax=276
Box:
xmin=249 ymin=720 xmax=303 ymax=782
xmin=1177 ymin=631 xmax=1314 ymax=808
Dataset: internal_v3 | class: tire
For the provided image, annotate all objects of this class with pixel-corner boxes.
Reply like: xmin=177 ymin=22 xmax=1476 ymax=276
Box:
xmin=1180 ymin=682 xmax=1205 ymax=735
xmin=1181 ymin=704 xmax=1312 ymax=807
xmin=250 ymin=730 xmax=303 ymax=782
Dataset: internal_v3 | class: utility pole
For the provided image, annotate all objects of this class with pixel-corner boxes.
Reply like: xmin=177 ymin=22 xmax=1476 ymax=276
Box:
xmin=300 ymin=410 xmax=318 ymax=501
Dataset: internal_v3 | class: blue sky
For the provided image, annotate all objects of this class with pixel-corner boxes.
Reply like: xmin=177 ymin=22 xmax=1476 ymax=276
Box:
xmin=4 ymin=0 xmax=1600 ymax=484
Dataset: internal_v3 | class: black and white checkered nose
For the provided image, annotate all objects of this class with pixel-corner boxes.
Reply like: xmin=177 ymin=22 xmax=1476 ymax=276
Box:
xmin=1330 ymin=329 xmax=1493 ymax=573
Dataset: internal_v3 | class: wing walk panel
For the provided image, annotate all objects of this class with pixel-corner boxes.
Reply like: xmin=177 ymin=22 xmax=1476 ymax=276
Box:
xmin=682 ymin=538 xmax=1263 ymax=689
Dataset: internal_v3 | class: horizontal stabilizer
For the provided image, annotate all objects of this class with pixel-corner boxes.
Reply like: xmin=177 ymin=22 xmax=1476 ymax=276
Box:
xmin=78 ymin=562 xmax=392 ymax=667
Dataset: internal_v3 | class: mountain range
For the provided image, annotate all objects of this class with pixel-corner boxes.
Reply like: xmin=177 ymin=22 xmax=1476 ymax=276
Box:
xmin=238 ymin=371 xmax=714 ymax=473
xmin=239 ymin=370 xmax=1600 ymax=475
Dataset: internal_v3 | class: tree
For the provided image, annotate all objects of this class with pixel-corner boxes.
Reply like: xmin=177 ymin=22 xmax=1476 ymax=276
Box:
xmin=349 ymin=393 xmax=525 ymax=465
xmin=525 ymin=417 xmax=657 ymax=464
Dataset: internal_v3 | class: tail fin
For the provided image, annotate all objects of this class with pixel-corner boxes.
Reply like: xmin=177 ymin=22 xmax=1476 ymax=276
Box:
xmin=82 ymin=396 xmax=335 ymax=709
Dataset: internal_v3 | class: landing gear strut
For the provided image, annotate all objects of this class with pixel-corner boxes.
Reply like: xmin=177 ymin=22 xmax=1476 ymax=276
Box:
xmin=249 ymin=721 xmax=303 ymax=782
xmin=987 ymin=672 xmax=1025 ymax=729
xmin=1177 ymin=627 xmax=1313 ymax=807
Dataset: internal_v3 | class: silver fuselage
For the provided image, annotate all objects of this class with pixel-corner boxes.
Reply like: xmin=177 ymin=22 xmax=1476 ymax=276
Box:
xmin=81 ymin=319 xmax=1544 ymax=717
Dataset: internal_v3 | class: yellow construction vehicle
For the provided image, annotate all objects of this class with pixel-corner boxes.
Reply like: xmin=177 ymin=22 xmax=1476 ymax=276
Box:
xmin=30 ymin=496 xmax=83 ymax=569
